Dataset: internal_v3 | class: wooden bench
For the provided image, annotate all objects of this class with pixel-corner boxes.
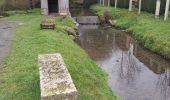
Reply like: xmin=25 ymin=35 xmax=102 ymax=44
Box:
xmin=38 ymin=53 xmax=77 ymax=100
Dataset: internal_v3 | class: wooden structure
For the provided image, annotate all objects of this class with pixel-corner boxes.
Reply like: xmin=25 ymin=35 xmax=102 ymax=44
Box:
xmin=41 ymin=0 xmax=69 ymax=15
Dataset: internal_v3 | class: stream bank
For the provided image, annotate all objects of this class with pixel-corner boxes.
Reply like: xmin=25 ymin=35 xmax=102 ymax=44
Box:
xmin=73 ymin=7 xmax=170 ymax=100
xmin=91 ymin=4 xmax=170 ymax=59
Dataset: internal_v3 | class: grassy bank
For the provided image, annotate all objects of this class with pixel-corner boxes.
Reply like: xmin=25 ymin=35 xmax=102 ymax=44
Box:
xmin=0 ymin=9 xmax=117 ymax=100
xmin=91 ymin=4 xmax=170 ymax=58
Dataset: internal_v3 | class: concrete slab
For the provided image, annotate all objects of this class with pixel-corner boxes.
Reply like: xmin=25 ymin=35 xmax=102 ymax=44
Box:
xmin=38 ymin=53 xmax=77 ymax=100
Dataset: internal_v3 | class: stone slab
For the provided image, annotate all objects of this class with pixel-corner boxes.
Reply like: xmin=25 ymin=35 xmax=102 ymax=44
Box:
xmin=38 ymin=53 xmax=77 ymax=100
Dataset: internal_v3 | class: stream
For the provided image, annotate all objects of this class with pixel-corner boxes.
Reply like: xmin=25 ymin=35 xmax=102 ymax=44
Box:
xmin=71 ymin=9 xmax=170 ymax=100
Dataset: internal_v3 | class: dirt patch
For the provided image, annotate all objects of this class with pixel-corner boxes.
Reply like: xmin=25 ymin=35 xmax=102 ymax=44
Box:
xmin=0 ymin=21 xmax=17 ymax=63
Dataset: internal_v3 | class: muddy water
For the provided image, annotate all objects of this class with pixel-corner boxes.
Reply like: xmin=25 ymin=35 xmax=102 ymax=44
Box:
xmin=77 ymin=20 xmax=170 ymax=99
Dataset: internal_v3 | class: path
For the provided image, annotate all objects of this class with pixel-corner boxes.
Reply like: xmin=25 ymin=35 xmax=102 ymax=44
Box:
xmin=0 ymin=21 xmax=17 ymax=62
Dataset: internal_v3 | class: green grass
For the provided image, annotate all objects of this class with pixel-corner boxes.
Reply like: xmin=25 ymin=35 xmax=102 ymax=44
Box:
xmin=0 ymin=9 xmax=117 ymax=100
xmin=91 ymin=4 xmax=170 ymax=58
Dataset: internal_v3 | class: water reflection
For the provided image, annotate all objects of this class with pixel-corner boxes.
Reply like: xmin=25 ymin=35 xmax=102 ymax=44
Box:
xmin=78 ymin=24 xmax=170 ymax=100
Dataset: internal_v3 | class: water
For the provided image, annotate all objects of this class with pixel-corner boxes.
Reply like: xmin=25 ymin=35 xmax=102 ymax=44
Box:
xmin=76 ymin=17 xmax=170 ymax=100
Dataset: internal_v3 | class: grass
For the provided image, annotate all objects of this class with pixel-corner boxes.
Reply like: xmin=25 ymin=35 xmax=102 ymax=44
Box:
xmin=0 ymin=9 xmax=117 ymax=100
xmin=91 ymin=4 xmax=170 ymax=58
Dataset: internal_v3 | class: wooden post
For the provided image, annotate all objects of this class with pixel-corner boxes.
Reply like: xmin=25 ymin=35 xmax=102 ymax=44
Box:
xmin=155 ymin=0 xmax=161 ymax=17
xmin=164 ymin=0 xmax=170 ymax=20
xmin=138 ymin=0 xmax=142 ymax=14
xmin=115 ymin=0 xmax=117 ymax=8
xmin=129 ymin=0 xmax=133 ymax=11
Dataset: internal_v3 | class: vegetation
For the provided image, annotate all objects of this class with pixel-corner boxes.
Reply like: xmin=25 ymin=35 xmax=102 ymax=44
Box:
xmin=0 ymin=0 xmax=6 ymax=15
xmin=91 ymin=4 xmax=170 ymax=58
xmin=0 ymin=9 xmax=117 ymax=100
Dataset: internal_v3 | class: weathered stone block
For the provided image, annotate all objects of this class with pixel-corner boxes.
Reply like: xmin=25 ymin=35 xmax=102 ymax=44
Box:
xmin=38 ymin=53 xmax=77 ymax=100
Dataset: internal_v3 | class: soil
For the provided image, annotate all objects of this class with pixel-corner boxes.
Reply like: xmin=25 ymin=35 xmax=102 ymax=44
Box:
xmin=0 ymin=20 xmax=17 ymax=63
